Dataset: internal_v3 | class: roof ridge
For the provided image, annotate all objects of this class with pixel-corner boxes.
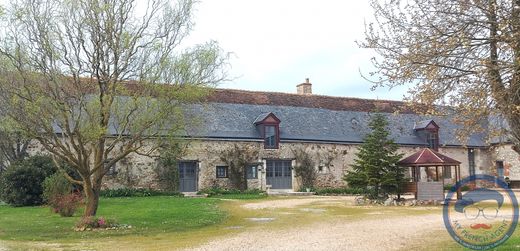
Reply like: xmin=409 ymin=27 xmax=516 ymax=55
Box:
xmin=208 ymin=88 xmax=420 ymax=114
xmin=213 ymin=88 xmax=407 ymax=104
xmin=415 ymin=148 xmax=427 ymax=163
xmin=428 ymin=148 xmax=445 ymax=162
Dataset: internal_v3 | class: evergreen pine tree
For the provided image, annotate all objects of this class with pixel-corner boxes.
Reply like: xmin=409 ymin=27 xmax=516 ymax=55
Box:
xmin=344 ymin=114 xmax=404 ymax=200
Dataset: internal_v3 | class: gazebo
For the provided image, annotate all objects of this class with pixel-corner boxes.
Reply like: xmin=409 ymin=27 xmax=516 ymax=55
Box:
xmin=398 ymin=148 xmax=462 ymax=200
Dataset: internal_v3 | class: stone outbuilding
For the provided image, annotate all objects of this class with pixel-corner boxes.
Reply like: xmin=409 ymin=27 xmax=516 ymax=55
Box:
xmin=98 ymin=80 xmax=513 ymax=192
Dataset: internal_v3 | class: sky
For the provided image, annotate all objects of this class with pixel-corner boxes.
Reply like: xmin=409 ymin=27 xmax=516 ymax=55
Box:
xmin=184 ymin=0 xmax=410 ymax=101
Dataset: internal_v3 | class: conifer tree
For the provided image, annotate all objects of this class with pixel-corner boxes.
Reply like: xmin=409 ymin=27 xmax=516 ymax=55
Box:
xmin=344 ymin=114 xmax=404 ymax=199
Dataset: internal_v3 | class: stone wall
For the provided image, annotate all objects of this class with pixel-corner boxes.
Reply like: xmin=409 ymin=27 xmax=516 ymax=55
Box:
xmin=491 ymin=144 xmax=520 ymax=180
xmin=25 ymin=138 xmax=488 ymax=191
xmin=101 ymin=140 xmax=483 ymax=191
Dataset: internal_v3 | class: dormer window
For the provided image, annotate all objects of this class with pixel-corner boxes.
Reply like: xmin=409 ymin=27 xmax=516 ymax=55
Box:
xmin=427 ymin=131 xmax=439 ymax=150
xmin=265 ymin=125 xmax=277 ymax=148
xmin=254 ymin=112 xmax=281 ymax=149
xmin=414 ymin=120 xmax=440 ymax=151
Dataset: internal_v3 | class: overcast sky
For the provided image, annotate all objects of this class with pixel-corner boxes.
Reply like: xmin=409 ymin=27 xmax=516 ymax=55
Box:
xmin=184 ymin=0 xmax=409 ymax=100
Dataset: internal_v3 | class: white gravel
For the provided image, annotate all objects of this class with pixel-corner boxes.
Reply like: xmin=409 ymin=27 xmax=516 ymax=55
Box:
xmin=241 ymin=196 xmax=355 ymax=210
xmin=187 ymin=197 xmax=444 ymax=251
xmin=188 ymin=213 xmax=442 ymax=251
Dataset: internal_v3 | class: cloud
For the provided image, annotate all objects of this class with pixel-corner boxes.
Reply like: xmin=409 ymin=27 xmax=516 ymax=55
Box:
xmin=183 ymin=0 xmax=406 ymax=101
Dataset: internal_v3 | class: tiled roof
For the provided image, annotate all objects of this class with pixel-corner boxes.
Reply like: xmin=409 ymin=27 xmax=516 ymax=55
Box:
xmin=398 ymin=148 xmax=462 ymax=166
xmin=414 ymin=120 xmax=438 ymax=130
xmin=206 ymin=89 xmax=417 ymax=113
xmin=186 ymin=100 xmax=488 ymax=147
xmin=62 ymin=88 xmax=488 ymax=147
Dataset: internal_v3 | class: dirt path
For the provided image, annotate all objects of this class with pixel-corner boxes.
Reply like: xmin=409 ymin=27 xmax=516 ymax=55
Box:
xmin=241 ymin=196 xmax=355 ymax=209
xmin=186 ymin=197 xmax=445 ymax=251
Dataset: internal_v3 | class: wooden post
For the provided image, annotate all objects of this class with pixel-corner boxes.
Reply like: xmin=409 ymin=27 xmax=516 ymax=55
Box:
xmin=415 ymin=166 xmax=419 ymax=199
xmin=435 ymin=166 xmax=439 ymax=181
xmin=442 ymin=166 xmax=445 ymax=200
xmin=456 ymin=165 xmax=462 ymax=199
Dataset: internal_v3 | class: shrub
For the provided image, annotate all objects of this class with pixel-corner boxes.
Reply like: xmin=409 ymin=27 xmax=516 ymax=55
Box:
xmin=99 ymin=188 xmax=183 ymax=198
xmin=43 ymin=173 xmax=81 ymax=216
xmin=306 ymin=187 xmax=364 ymax=195
xmin=43 ymin=173 xmax=73 ymax=203
xmin=75 ymin=216 xmax=118 ymax=229
xmin=0 ymin=155 xmax=56 ymax=206
xmin=444 ymin=184 xmax=470 ymax=192
xmin=52 ymin=193 xmax=82 ymax=217
xmin=198 ymin=187 xmax=265 ymax=197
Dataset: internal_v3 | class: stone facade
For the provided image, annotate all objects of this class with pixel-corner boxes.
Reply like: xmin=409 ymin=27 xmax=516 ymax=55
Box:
xmin=99 ymin=139 xmax=494 ymax=191
xmin=491 ymin=144 xmax=520 ymax=180
xmin=15 ymin=86 xmax=519 ymax=192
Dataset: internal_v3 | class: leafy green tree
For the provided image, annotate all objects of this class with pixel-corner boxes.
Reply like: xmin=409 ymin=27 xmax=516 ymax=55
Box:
xmin=344 ymin=114 xmax=403 ymax=199
xmin=0 ymin=0 xmax=227 ymax=216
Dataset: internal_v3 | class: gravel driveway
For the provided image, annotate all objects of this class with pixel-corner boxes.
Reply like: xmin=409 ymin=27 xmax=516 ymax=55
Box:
xmin=186 ymin=197 xmax=445 ymax=251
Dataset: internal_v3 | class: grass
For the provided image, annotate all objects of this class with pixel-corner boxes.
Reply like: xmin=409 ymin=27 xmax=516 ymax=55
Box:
xmin=0 ymin=196 xmax=224 ymax=241
xmin=209 ymin=193 xmax=268 ymax=200
xmin=0 ymin=195 xmax=477 ymax=250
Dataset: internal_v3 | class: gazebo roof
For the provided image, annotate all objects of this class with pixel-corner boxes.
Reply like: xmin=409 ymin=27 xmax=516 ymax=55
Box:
xmin=398 ymin=148 xmax=461 ymax=167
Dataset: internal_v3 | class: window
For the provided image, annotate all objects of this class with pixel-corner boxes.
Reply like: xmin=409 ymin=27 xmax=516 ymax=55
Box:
xmin=254 ymin=113 xmax=281 ymax=149
xmin=105 ymin=159 xmax=117 ymax=176
xmin=468 ymin=149 xmax=476 ymax=177
xmin=496 ymin=161 xmax=504 ymax=178
xmin=264 ymin=125 xmax=278 ymax=149
xmin=246 ymin=165 xmax=258 ymax=179
xmin=427 ymin=131 xmax=439 ymax=150
xmin=443 ymin=166 xmax=451 ymax=178
xmin=216 ymin=166 xmax=228 ymax=178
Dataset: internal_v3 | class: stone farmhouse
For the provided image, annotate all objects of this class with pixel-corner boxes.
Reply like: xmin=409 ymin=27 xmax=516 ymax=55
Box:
xmin=101 ymin=79 xmax=519 ymax=193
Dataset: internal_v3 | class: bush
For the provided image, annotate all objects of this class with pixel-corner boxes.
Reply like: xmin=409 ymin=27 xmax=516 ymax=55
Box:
xmin=99 ymin=188 xmax=183 ymax=198
xmin=198 ymin=187 xmax=265 ymax=197
xmin=444 ymin=184 xmax=470 ymax=192
xmin=52 ymin=193 xmax=82 ymax=217
xmin=43 ymin=173 xmax=73 ymax=202
xmin=301 ymin=187 xmax=364 ymax=195
xmin=43 ymin=173 xmax=81 ymax=216
xmin=75 ymin=216 xmax=118 ymax=229
xmin=0 ymin=156 xmax=56 ymax=206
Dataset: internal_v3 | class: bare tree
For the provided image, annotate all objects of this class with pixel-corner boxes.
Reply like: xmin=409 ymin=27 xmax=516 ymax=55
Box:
xmin=361 ymin=0 xmax=520 ymax=150
xmin=0 ymin=124 xmax=29 ymax=172
xmin=0 ymin=0 xmax=228 ymax=216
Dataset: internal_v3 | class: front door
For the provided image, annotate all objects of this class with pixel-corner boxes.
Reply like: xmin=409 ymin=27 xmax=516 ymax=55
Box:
xmin=178 ymin=161 xmax=197 ymax=192
xmin=266 ymin=160 xmax=292 ymax=189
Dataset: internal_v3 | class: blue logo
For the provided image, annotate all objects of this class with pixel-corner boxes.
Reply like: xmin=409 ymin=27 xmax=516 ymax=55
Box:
xmin=443 ymin=174 xmax=519 ymax=250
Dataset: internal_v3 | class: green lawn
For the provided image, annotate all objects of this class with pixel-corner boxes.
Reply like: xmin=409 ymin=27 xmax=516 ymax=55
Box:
xmin=0 ymin=196 xmax=225 ymax=241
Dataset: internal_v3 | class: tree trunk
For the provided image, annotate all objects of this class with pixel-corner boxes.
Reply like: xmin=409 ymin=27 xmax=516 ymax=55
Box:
xmin=83 ymin=180 xmax=101 ymax=217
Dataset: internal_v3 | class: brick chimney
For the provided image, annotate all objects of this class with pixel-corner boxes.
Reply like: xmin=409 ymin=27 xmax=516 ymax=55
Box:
xmin=297 ymin=78 xmax=312 ymax=95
